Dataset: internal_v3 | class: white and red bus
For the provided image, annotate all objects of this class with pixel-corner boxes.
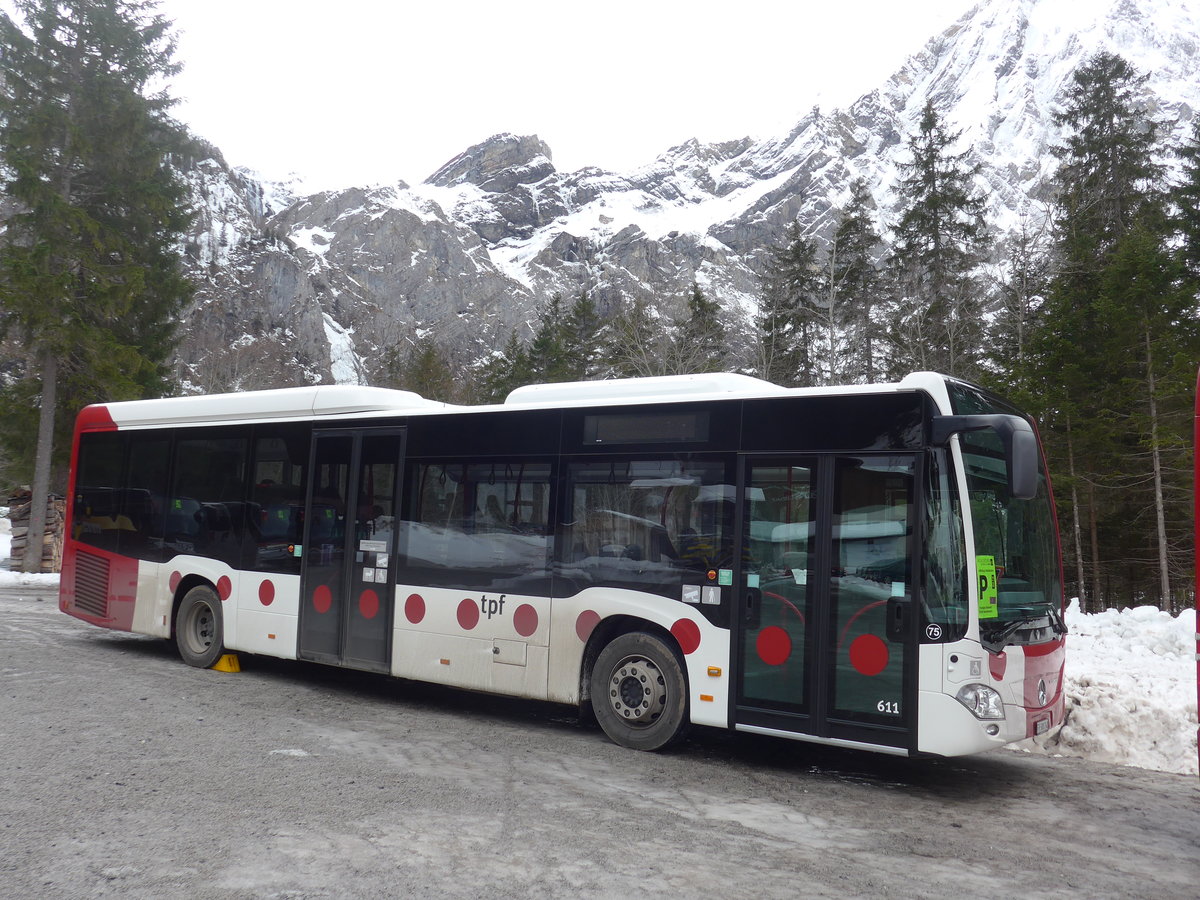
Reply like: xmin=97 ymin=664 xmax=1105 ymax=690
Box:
xmin=60 ymin=371 xmax=1066 ymax=757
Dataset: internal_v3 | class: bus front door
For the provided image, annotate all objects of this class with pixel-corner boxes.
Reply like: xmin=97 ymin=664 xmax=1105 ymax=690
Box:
xmin=735 ymin=455 xmax=918 ymax=752
xmin=298 ymin=428 xmax=406 ymax=673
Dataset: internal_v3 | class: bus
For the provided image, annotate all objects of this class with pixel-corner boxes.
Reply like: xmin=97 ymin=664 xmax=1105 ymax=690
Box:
xmin=59 ymin=371 xmax=1066 ymax=758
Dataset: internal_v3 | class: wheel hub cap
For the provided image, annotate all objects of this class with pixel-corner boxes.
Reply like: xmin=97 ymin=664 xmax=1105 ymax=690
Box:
xmin=608 ymin=656 xmax=667 ymax=726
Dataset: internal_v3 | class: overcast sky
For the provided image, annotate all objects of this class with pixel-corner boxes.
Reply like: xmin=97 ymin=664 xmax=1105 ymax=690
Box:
xmin=7 ymin=0 xmax=978 ymax=190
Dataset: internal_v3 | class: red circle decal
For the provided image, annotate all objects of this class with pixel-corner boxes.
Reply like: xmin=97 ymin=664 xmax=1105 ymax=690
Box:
xmin=259 ymin=580 xmax=275 ymax=606
xmin=405 ymin=593 xmax=426 ymax=624
xmin=756 ymin=626 xmax=792 ymax=666
xmin=217 ymin=576 xmax=232 ymax=601
xmin=575 ymin=609 xmax=600 ymax=642
xmin=671 ymin=618 xmax=702 ymax=655
xmin=457 ymin=598 xmax=479 ymax=630
xmin=359 ymin=589 xmax=379 ymax=620
xmin=849 ymin=634 xmax=889 ymax=676
xmin=169 ymin=571 xmax=182 ymax=592
xmin=313 ymin=585 xmax=332 ymax=614
xmin=513 ymin=603 xmax=538 ymax=637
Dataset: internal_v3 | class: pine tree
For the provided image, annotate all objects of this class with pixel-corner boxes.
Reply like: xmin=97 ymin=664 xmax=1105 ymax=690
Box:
xmin=827 ymin=180 xmax=885 ymax=383
xmin=672 ymin=282 xmax=727 ymax=374
xmin=886 ymin=100 xmax=989 ymax=380
xmin=0 ymin=0 xmax=195 ymax=571
xmin=985 ymin=213 xmax=1051 ymax=393
xmin=377 ymin=335 xmax=465 ymax=403
xmin=757 ymin=221 xmax=823 ymax=386
xmin=1100 ymin=220 xmax=1195 ymax=611
xmin=1026 ymin=51 xmax=1193 ymax=609
xmin=478 ymin=331 xmax=533 ymax=403
xmin=1175 ymin=118 xmax=1200 ymax=288
xmin=560 ymin=290 xmax=603 ymax=380
xmin=525 ymin=294 xmax=570 ymax=383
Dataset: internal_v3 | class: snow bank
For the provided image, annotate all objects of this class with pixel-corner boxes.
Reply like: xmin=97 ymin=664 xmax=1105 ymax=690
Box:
xmin=0 ymin=517 xmax=58 ymax=587
xmin=1020 ymin=599 xmax=1198 ymax=776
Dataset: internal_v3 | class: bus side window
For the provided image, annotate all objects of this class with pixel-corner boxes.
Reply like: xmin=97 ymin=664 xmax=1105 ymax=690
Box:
xmin=560 ymin=457 xmax=732 ymax=599
xmin=249 ymin=429 xmax=310 ymax=574
xmin=168 ymin=434 xmax=250 ymax=566
xmin=398 ymin=460 xmax=552 ymax=592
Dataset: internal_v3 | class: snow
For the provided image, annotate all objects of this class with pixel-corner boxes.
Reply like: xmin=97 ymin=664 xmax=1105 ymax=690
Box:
xmin=321 ymin=313 xmax=361 ymax=385
xmin=1 ymin=511 xmax=1192 ymax=776
xmin=1020 ymin=599 xmax=1198 ymax=777
xmin=290 ymin=225 xmax=336 ymax=257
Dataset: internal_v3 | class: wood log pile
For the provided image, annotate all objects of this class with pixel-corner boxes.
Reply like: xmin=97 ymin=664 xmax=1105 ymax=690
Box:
xmin=6 ymin=489 xmax=65 ymax=573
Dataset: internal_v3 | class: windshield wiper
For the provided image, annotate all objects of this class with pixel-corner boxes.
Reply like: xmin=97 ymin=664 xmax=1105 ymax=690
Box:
xmin=980 ymin=608 xmax=1066 ymax=654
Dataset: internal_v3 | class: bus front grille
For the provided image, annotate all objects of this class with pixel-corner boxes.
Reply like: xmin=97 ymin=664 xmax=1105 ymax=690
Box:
xmin=73 ymin=550 xmax=110 ymax=618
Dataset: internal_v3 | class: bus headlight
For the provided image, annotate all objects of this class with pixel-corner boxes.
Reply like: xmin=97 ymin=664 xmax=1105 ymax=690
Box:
xmin=955 ymin=683 xmax=1005 ymax=720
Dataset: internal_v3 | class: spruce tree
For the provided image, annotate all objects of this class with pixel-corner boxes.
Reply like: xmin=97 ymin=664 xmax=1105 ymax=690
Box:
xmin=1027 ymin=51 xmax=1192 ymax=609
xmin=377 ymin=335 xmax=465 ymax=403
xmin=985 ymin=214 xmax=1050 ymax=395
xmin=1175 ymin=118 xmax=1200 ymax=287
xmin=0 ymin=0 xmax=195 ymax=571
xmin=525 ymin=294 xmax=569 ymax=383
xmin=886 ymin=100 xmax=989 ymax=380
xmin=757 ymin=221 xmax=823 ymax=386
xmin=478 ymin=331 xmax=533 ymax=403
xmin=560 ymin=290 xmax=602 ymax=380
xmin=673 ymin=282 xmax=727 ymax=374
xmin=827 ymin=180 xmax=885 ymax=383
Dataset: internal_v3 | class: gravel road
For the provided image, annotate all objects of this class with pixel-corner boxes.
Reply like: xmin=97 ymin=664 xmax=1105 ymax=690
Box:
xmin=2 ymin=584 xmax=1196 ymax=899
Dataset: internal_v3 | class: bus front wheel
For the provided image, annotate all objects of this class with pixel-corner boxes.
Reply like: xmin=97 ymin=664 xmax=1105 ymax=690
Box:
xmin=591 ymin=632 xmax=688 ymax=751
xmin=175 ymin=584 xmax=225 ymax=669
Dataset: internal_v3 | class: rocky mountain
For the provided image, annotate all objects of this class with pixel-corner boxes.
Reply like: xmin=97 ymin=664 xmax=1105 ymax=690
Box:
xmin=173 ymin=0 xmax=1200 ymax=392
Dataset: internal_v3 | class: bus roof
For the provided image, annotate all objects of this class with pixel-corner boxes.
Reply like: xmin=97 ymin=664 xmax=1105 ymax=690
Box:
xmin=83 ymin=372 xmax=954 ymax=430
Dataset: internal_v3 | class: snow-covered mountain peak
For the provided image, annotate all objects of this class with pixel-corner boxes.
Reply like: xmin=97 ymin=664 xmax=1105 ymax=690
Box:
xmin=175 ymin=0 xmax=1200 ymax=390
xmin=426 ymin=132 xmax=556 ymax=193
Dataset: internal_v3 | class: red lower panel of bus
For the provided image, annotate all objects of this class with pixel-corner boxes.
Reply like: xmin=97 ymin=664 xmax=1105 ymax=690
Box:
xmin=1022 ymin=637 xmax=1066 ymax=737
xmin=59 ymin=543 xmax=140 ymax=633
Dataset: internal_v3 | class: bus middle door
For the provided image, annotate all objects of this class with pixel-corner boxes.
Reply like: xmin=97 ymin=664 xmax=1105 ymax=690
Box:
xmin=299 ymin=428 xmax=405 ymax=673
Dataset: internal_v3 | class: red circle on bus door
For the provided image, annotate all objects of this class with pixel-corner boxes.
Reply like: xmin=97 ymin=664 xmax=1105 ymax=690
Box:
xmin=405 ymin=593 xmax=426 ymax=624
xmin=671 ymin=618 xmax=702 ymax=655
xmin=313 ymin=585 xmax=332 ymax=614
xmin=259 ymin=579 xmax=275 ymax=606
xmin=457 ymin=598 xmax=479 ymax=630
xmin=849 ymin=634 xmax=889 ymax=676
xmin=359 ymin=589 xmax=379 ymax=620
xmin=217 ymin=576 xmax=232 ymax=601
xmin=756 ymin=626 xmax=792 ymax=666
xmin=513 ymin=603 xmax=538 ymax=637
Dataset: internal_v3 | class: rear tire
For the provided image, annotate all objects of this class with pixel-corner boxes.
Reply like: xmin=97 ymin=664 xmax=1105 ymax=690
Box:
xmin=175 ymin=585 xmax=224 ymax=668
xmin=591 ymin=631 xmax=688 ymax=751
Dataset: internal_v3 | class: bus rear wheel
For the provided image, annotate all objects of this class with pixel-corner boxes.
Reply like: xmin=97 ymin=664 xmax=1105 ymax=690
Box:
xmin=175 ymin=584 xmax=225 ymax=668
xmin=591 ymin=632 xmax=688 ymax=751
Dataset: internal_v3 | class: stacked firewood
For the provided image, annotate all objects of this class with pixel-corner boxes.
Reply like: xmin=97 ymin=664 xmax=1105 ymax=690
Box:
xmin=6 ymin=489 xmax=65 ymax=572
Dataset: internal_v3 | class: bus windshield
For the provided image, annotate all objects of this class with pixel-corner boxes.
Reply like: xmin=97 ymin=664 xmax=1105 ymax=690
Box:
xmin=950 ymin=384 xmax=1064 ymax=650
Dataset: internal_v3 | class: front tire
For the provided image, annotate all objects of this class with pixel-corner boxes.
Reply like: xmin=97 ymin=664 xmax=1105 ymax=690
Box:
xmin=175 ymin=585 xmax=224 ymax=668
xmin=591 ymin=631 xmax=688 ymax=751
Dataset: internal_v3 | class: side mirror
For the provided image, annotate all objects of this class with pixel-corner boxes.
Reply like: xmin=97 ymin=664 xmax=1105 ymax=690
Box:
xmin=931 ymin=414 xmax=1039 ymax=500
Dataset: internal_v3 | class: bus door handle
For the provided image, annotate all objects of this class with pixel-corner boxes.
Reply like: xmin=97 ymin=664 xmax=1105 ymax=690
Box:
xmin=886 ymin=596 xmax=910 ymax=642
xmin=744 ymin=587 xmax=762 ymax=628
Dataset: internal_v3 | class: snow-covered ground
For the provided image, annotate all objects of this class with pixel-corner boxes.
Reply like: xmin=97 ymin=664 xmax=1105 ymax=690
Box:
xmin=1 ymin=516 xmax=1194 ymax=776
